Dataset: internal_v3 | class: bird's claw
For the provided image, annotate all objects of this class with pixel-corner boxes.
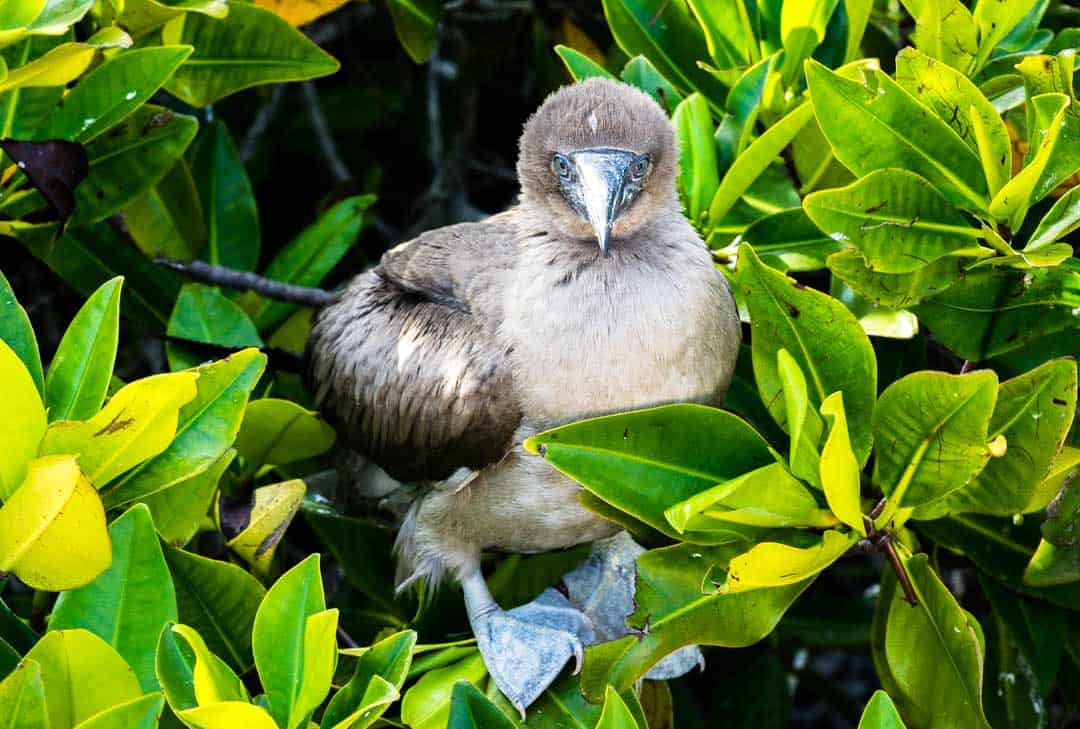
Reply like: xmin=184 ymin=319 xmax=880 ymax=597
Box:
xmin=473 ymin=588 xmax=593 ymax=715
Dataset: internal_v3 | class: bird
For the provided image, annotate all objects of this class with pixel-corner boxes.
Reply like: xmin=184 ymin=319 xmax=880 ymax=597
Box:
xmin=305 ymin=76 xmax=742 ymax=714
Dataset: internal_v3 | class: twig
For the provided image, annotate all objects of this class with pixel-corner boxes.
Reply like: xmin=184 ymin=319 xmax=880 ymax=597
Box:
xmin=302 ymin=81 xmax=352 ymax=183
xmin=241 ymin=85 xmax=287 ymax=163
xmin=877 ymin=532 xmax=918 ymax=606
xmin=337 ymin=624 xmax=360 ymax=649
xmin=154 ymin=258 xmax=339 ymax=307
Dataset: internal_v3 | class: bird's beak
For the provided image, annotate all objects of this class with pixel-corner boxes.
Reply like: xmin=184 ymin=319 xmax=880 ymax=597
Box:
xmin=569 ymin=149 xmax=637 ymax=257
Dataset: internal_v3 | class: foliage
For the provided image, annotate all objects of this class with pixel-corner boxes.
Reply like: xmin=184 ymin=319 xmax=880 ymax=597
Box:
xmin=1 ymin=0 xmax=1080 ymax=727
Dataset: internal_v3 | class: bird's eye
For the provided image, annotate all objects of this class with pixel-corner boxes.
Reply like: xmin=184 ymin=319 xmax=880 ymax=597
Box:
xmin=552 ymin=154 xmax=571 ymax=179
xmin=630 ymin=156 xmax=650 ymax=179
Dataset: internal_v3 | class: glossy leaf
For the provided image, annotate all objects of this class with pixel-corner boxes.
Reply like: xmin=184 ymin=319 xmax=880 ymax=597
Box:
xmin=1023 ymin=539 xmax=1080 ymax=587
xmin=253 ymin=554 xmax=338 ymax=729
xmin=144 ymin=449 xmax=233 ymax=546
xmin=805 ymin=59 xmax=988 ymax=212
xmin=180 ymin=702 xmax=279 ymax=729
xmin=780 ymin=0 xmax=839 ymax=83
xmin=524 ymin=404 xmax=775 ymax=541
xmin=0 ymin=40 xmax=94 ymax=93
xmin=721 ymin=529 xmax=857 ymax=593
xmin=978 ymin=573 xmax=1066 ymax=694
xmin=155 ymin=621 xmax=196 ymax=714
xmin=873 ymin=370 xmax=997 ymax=511
xmin=163 ymin=543 xmax=265 ymax=672
xmin=170 ymin=623 xmax=248 ymax=704
xmin=50 ymin=504 xmax=177 ymax=691
xmin=225 ymin=479 xmax=306 ymax=576
xmin=401 ymin=652 xmax=487 ymax=729
xmin=253 ymin=0 xmax=349 ymax=27
xmin=740 ymin=208 xmax=843 ymax=273
xmin=672 ymin=93 xmax=718 ymax=224
xmin=123 ymin=159 xmax=206 ymax=261
xmin=26 ymin=0 xmax=94 ymax=34
xmin=166 ymin=283 xmax=263 ymax=371
xmin=386 ymin=0 xmax=441 ymax=64
xmin=236 ymin=398 xmax=335 ymax=469
xmin=446 ymin=680 xmax=516 ymax=729
xmin=778 ymin=348 xmax=824 ymax=487
xmin=620 ymin=55 xmax=681 ymax=113
xmin=24 ymin=629 xmax=142 ymax=729
xmin=686 ymin=0 xmax=756 ymax=69
xmin=736 ymin=244 xmax=877 ymax=463
xmin=0 ymin=659 xmax=48 ymax=729
xmin=0 ymin=339 xmax=45 ymax=500
xmin=103 ymin=348 xmax=266 ymax=509
xmin=246 ymin=195 xmax=373 ymax=331
xmin=75 ymin=692 xmax=163 ymax=729
xmin=884 ymin=554 xmax=990 ymax=729
xmin=0 ymin=270 xmax=43 ymax=396
xmin=715 ymin=53 xmax=774 ymax=173
xmin=162 ymin=3 xmax=339 ymax=107
xmin=901 ymin=0 xmax=976 ymax=72
xmin=1027 ymin=184 xmax=1080 ymax=250
xmin=1040 ymin=447 xmax=1080 ymax=547
xmin=73 ymin=105 xmax=199 ymax=226
xmin=827 ymin=248 xmax=967 ymax=308
xmin=973 ymin=0 xmax=1039 ymax=71
xmin=596 ymin=685 xmax=640 ymax=729
xmin=0 ymin=455 xmax=110 ymax=591
xmin=948 ymin=359 xmax=1076 ymax=515
xmin=40 ymin=46 xmax=191 ymax=142
xmin=554 ymin=44 xmax=614 ymax=82
xmin=858 ymin=691 xmax=907 ymax=728
xmin=44 ymin=276 xmax=121 ymax=423
xmin=321 ymin=629 xmax=416 ymax=729
xmin=40 ymin=372 xmax=198 ymax=487
xmin=819 ymin=392 xmax=865 ymax=535
xmin=188 ymin=120 xmax=260 ymax=272
xmin=118 ymin=0 xmax=227 ymax=39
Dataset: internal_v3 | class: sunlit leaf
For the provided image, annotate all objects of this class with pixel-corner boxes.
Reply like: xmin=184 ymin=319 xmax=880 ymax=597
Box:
xmin=224 ymin=479 xmax=306 ymax=576
xmin=819 ymin=392 xmax=865 ymax=535
xmin=721 ymin=529 xmax=857 ymax=593
xmin=236 ymin=398 xmax=335 ymax=469
xmin=321 ymin=630 xmax=416 ymax=729
xmin=0 ymin=339 xmax=45 ymax=500
xmin=857 ymin=691 xmax=907 ymax=728
xmin=0 ymin=659 xmax=48 ymax=729
xmin=179 ymin=702 xmax=279 ymax=729
xmin=170 ymin=623 xmax=248 ymax=704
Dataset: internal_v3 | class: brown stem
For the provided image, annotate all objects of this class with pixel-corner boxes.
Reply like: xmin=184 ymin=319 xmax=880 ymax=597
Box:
xmin=868 ymin=497 xmax=888 ymax=520
xmin=877 ymin=533 xmax=918 ymax=606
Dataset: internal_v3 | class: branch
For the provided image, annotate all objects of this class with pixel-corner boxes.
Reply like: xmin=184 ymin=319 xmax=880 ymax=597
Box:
xmin=155 ymin=258 xmax=339 ymax=307
xmin=302 ymin=80 xmax=352 ymax=183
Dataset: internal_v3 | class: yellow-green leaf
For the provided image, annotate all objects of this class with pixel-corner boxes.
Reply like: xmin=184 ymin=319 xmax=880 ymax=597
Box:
xmin=721 ymin=529 xmax=856 ymax=594
xmin=253 ymin=0 xmax=349 ymax=27
xmin=0 ymin=339 xmax=45 ymax=500
xmin=819 ymin=392 xmax=865 ymax=536
xmin=171 ymin=624 xmax=249 ymax=705
xmin=180 ymin=702 xmax=279 ymax=729
xmin=777 ymin=348 xmax=824 ymax=488
xmin=0 ymin=659 xmax=48 ymax=729
xmin=0 ymin=41 xmax=96 ymax=93
xmin=0 ymin=455 xmax=111 ymax=590
xmin=597 ymin=685 xmax=640 ymax=729
xmin=236 ymin=398 xmax=335 ymax=470
xmin=225 ymin=479 xmax=305 ymax=576
xmin=40 ymin=372 xmax=198 ymax=487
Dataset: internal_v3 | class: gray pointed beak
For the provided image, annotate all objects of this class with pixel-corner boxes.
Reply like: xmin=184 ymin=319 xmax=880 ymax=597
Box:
xmin=568 ymin=150 xmax=638 ymax=257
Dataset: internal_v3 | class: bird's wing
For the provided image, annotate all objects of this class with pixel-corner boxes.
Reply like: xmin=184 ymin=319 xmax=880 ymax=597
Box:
xmin=306 ymin=220 xmax=521 ymax=484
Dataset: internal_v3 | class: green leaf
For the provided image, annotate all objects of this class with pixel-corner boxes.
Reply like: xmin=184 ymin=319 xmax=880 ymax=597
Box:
xmin=803 ymin=168 xmax=986 ymax=274
xmin=990 ymin=94 xmax=1080 ymax=229
xmin=819 ymin=392 xmax=866 ymax=535
xmin=24 ymin=629 xmax=143 ymax=729
xmin=580 ymin=542 xmax=810 ymax=699
xmin=601 ymin=0 xmax=728 ymax=107
xmin=401 ymin=652 xmax=487 ymax=729
xmin=721 ymin=529 xmax=857 ymax=593
xmin=715 ymin=53 xmax=774 ymax=172
xmin=143 ymin=448 xmax=233 ymax=546
xmin=26 ymin=0 xmax=94 ymax=34
xmin=735 ymin=243 xmax=877 ymax=464
xmin=554 ymin=44 xmax=615 ymax=82
xmin=900 ymin=0 xmax=977 ymax=72
xmin=163 ymin=543 xmax=265 ymax=673
xmin=155 ymin=621 xmax=196 ymax=714
xmin=246 ymin=195 xmax=373 ymax=331
xmin=253 ymin=554 xmax=338 ymax=729
xmin=686 ymin=0 xmax=756 ymax=69
xmin=236 ymin=398 xmax=335 ymax=469
xmin=1027 ymin=183 xmax=1080 ymax=250
xmin=873 ymin=370 xmax=998 ymax=512
xmin=40 ymin=371 xmax=198 ymax=487
xmin=301 ymin=505 xmax=399 ymax=611
xmin=50 ymin=504 xmax=177 ymax=692
xmin=947 ymin=359 xmax=1077 ymax=515
xmin=123 ymin=158 xmax=206 ymax=261
xmin=858 ymin=691 xmax=907 ymax=728
xmin=0 ymin=270 xmax=42 ymax=397
xmin=884 ymin=554 xmax=991 ymax=729
xmin=805 ymin=59 xmax=988 ymax=212
xmin=73 ymin=105 xmax=199 ymax=226
xmin=166 ymin=283 xmax=263 ymax=372
xmin=0 ymin=0 xmax=47 ymax=48
xmin=672 ymin=93 xmax=718 ymax=224
xmin=321 ymin=630 xmax=416 ymax=729
xmin=103 ymin=348 xmax=266 ymax=509
xmin=0 ymin=339 xmax=45 ymax=500
xmin=386 ymin=0 xmax=441 ymax=64
xmin=777 ymin=348 xmax=823 ymax=489
xmin=913 ymin=265 xmax=1080 ymax=361
xmin=894 ymin=48 xmax=1011 ymax=198
xmin=44 ymin=276 xmax=121 ymax=422
xmin=972 ymin=0 xmax=1039 ymax=72
xmin=188 ymin=120 xmax=260 ymax=272
xmin=1040 ymin=448 xmax=1080 ymax=547
xmin=445 ymin=680 xmax=516 ymax=729
xmin=525 ymin=404 xmax=775 ymax=541
xmin=708 ymin=103 xmax=815 ymax=226
xmin=0 ymin=39 xmax=95 ymax=92
xmin=780 ymin=0 xmax=839 ymax=84
xmin=596 ymin=685 xmax=640 ymax=729
xmin=180 ymin=702 xmax=279 ymax=729
xmin=0 ymin=659 xmax=48 ymax=729
xmin=75 ymin=692 xmax=163 ymax=729
xmin=170 ymin=623 xmax=248 ymax=704
xmin=827 ymin=248 xmax=967 ymax=308
xmin=40 ymin=46 xmax=191 ymax=142
xmin=620 ymin=55 xmax=681 ymax=113
xmin=162 ymin=3 xmax=339 ymax=107
xmin=1023 ymin=539 xmax=1080 ymax=587
xmin=740 ymin=208 xmax=843 ymax=273
xmin=117 ymin=0 xmax=226 ymax=40
xmin=225 ymin=479 xmax=306 ymax=577
xmin=0 ymin=455 xmax=110 ymax=590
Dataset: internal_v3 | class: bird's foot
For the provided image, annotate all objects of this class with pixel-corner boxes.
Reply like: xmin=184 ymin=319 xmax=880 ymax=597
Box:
xmin=562 ymin=531 xmax=705 ymax=680
xmin=464 ymin=576 xmax=594 ymax=717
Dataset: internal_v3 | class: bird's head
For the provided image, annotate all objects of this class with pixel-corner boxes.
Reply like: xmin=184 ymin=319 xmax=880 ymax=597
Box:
xmin=517 ymin=77 xmax=678 ymax=256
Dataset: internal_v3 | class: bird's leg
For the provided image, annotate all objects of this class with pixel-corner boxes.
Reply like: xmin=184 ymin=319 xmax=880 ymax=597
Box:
xmin=460 ymin=568 xmax=594 ymax=717
xmin=561 ymin=532 xmax=705 ymax=679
